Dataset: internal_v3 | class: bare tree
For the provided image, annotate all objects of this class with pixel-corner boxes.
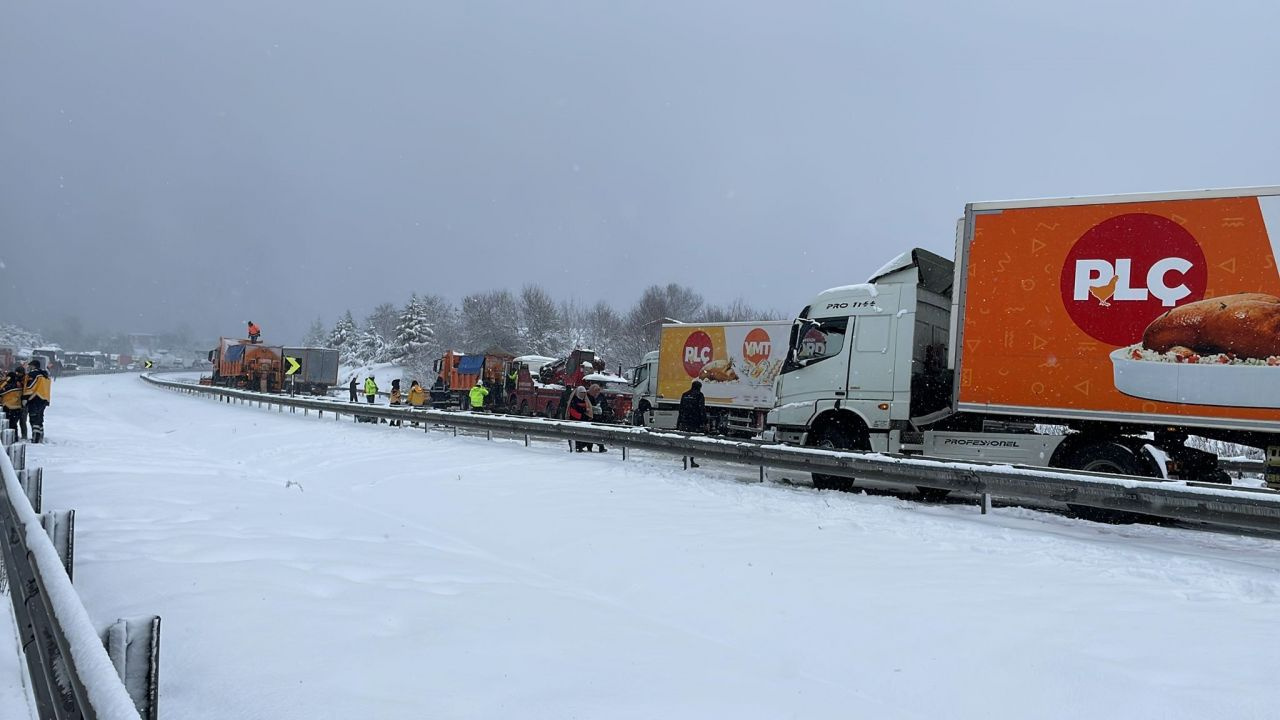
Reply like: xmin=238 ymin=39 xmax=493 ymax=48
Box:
xmin=460 ymin=290 xmax=522 ymax=353
xmin=618 ymin=284 xmax=704 ymax=366
xmin=519 ymin=284 xmax=567 ymax=356
xmin=366 ymin=302 xmax=400 ymax=344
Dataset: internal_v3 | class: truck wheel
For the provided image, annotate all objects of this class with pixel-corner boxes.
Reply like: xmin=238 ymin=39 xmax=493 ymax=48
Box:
xmin=519 ymin=401 xmax=529 ymax=416
xmin=811 ymin=424 xmax=865 ymax=492
xmin=1061 ymin=443 xmax=1150 ymax=524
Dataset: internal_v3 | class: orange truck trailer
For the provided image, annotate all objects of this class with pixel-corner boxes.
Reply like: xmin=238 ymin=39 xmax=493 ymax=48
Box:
xmin=765 ymin=186 xmax=1280 ymax=487
xmin=208 ymin=338 xmax=285 ymax=393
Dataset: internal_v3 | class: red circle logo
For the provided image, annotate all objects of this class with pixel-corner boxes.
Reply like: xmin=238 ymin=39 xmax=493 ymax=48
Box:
xmin=682 ymin=331 xmax=714 ymax=377
xmin=742 ymin=328 xmax=772 ymax=364
xmin=1059 ymin=213 xmax=1207 ymax=346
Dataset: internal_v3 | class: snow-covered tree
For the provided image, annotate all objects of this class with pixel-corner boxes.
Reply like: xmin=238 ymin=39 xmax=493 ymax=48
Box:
xmin=302 ymin=317 xmax=328 ymax=347
xmin=352 ymin=325 xmax=388 ymax=365
xmin=519 ymin=284 xmax=568 ymax=356
xmin=0 ymin=323 xmax=45 ymax=353
xmin=329 ymin=311 xmax=359 ymax=364
xmin=460 ymin=290 xmax=522 ymax=353
xmin=617 ymin=284 xmax=703 ymax=367
xmin=394 ymin=294 xmax=436 ymax=359
xmin=366 ymin=303 xmax=399 ymax=345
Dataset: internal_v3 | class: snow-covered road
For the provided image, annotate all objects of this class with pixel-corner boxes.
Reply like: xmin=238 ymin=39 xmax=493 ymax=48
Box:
xmin=19 ymin=374 xmax=1280 ymax=719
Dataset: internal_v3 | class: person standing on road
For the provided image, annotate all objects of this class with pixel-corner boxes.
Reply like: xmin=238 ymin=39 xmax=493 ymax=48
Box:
xmin=677 ymin=380 xmax=707 ymax=468
xmin=1 ymin=370 xmax=22 ymax=437
xmin=586 ymin=384 xmax=609 ymax=452
xmin=348 ymin=376 xmax=359 ymax=403
xmin=468 ymin=379 xmax=489 ymax=412
xmin=567 ymin=385 xmax=594 ymax=452
xmin=23 ymin=359 xmax=51 ymax=444
xmin=364 ymin=376 xmax=378 ymax=404
xmin=14 ymin=364 xmax=30 ymax=440
xmin=389 ymin=379 xmax=403 ymax=426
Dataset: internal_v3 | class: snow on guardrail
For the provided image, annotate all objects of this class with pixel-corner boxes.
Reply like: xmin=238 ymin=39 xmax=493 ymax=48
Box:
xmin=142 ymin=374 xmax=1280 ymax=535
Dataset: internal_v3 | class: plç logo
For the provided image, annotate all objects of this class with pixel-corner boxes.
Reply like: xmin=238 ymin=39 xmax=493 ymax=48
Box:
xmin=683 ymin=330 xmax=714 ymax=377
xmin=1059 ymin=213 xmax=1207 ymax=346
xmin=742 ymin=328 xmax=772 ymax=364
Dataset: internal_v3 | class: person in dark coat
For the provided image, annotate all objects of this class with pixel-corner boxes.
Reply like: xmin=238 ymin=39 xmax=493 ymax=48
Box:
xmin=676 ymin=380 xmax=707 ymax=468
xmin=348 ymin=376 xmax=359 ymax=403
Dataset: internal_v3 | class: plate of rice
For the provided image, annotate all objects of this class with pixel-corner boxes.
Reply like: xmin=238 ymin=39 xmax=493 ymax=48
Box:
xmin=1111 ymin=345 xmax=1280 ymax=408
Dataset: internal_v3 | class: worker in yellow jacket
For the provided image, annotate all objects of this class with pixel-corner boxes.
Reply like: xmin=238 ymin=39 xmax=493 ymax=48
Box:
xmin=1 ymin=370 xmax=23 ymax=437
xmin=23 ymin=359 xmax=52 ymax=443
xmin=468 ymin=380 xmax=489 ymax=411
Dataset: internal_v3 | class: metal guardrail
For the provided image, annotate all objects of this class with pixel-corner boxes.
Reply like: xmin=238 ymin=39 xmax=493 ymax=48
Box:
xmin=1 ymin=430 xmax=159 ymax=720
xmin=141 ymin=374 xmax=1280 ymax=535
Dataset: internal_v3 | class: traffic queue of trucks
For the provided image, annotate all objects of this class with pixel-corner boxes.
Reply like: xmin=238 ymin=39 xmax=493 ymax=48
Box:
xmin=625 ymin=187 xmax=1280 ymax=487
xmin=205 ymin=339 xmax=339 ymax=395
xmin=749 ymin=186 xmax=1280 ymax=488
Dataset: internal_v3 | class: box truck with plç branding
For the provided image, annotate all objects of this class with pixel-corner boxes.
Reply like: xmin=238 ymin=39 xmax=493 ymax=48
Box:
xmin=633 ymin=321 xmax=792 ymax=436
xmin=766 ymin=186 xmax=1280 ymax=489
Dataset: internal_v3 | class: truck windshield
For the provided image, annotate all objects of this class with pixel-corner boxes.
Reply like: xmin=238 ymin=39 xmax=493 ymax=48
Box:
xmin=795 ymin=317 xmax=849 ymax=364
xmin=631 ymin=364 xmax=648 ymax=387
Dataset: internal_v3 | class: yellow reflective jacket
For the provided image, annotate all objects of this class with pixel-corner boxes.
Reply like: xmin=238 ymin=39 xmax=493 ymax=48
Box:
xmin=468 ymin=385 xmax=488 ymax=408
xmin=408 ymin=386 xmax=426 ymax=406
xmin=25 ymin=370 xmax=51 ymax=402
xmin=1 ymin=379 xmax=20 ymax=410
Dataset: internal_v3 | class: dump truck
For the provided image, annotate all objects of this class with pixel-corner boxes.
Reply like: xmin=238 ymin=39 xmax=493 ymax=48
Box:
xmin=208 ymin=338 xmax=285 ymax=393
xmin=431 ymin=348 xmax=516 ymax=408
xmin=766 ymin=186 xmax=1280 ymax=488
xmin=633 ymin=321 xmax=791 ymax=436
xmin=281 ymin=347 xmax=340 ymax=395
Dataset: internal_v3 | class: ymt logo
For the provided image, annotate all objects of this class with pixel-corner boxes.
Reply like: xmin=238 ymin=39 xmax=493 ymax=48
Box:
xmin=683 ymin=331 xmax=714 ymax=377
xmin=1059 ymin=213 xmax=1207 ymax=345
xmin=742 ymin=328 xmax=772 ymax=364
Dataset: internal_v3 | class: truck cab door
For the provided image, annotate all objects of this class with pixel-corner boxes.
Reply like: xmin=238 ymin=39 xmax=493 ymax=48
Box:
xmin=848 ymin=314 xmax=894 ymax=400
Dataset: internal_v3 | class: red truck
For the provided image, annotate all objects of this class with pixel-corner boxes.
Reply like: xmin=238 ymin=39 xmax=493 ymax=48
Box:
xmin=505 ymin=350 xmax=632 ymax=421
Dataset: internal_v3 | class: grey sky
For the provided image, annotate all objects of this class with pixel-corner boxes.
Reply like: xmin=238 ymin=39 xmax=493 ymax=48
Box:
xmin=2 ymin=1 xmax=1277 ymax=344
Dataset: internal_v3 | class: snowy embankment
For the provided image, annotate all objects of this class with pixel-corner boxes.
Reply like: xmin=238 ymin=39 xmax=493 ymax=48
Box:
xmin=22 ymin=374 xmax=1280 ymax=719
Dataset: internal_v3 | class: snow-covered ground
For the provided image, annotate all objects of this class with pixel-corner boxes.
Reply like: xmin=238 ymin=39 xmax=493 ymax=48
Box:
xmin=0 ymin=603 xmax=35 ymax=719
xmin=17 ymin=373 xmax=1280 ymax=719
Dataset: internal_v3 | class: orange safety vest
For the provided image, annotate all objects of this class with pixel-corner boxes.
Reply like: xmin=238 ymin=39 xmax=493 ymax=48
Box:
xmin=248 ymin=323 xmax=261 ymax=336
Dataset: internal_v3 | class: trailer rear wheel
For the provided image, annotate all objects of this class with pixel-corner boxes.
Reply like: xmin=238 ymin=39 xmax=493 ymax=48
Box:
xmin=1060 ymin=442 xmax=1153 ymax=524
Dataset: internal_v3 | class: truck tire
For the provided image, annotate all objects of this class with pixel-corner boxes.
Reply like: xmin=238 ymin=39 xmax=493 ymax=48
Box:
xmin=519 ymin=401 xmax=529 ymax=416
xmin=1060 ymin=442 xmax=1151 ymax=524
xmin=810 ymin=422 xmax=868 ymax=492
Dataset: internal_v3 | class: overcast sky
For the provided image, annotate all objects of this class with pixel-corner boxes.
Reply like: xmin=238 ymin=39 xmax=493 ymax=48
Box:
xmin=3 ymin=1 xmax=1278 ymax=344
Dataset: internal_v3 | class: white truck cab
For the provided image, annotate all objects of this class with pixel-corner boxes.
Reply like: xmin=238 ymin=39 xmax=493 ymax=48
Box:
xmin=767 ymin=249 xmax=953 ymax=454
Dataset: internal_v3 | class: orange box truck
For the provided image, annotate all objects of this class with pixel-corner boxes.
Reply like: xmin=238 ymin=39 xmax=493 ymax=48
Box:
xmin=766 ymin=186 xmax=1280 ymax=486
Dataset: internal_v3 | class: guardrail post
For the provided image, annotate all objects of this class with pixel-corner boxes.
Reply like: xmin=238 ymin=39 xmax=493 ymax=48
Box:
xmin=8 ymin=443 xmax=25 ymax=472
xmin=1 ymin=428 xmax=14 ymax=446
xmin=103 ymin=616 xmax=162 ymax=720
xmin=453 ymin=426 xmax=458 ymax=437
xmin=18 ymin=467 xmax=42 ymax=513
xmin=759 ymin=466 xmax=765 ymax=482
xmin=41 ymin=510 xmax=75 ymax=581
xmin=524 ymin=433 xmax=530 ymax=447
xmin=981 ymin=493 xmax=992 ymax=515
xmin=486 ymin=430 xmax=492 ymax=441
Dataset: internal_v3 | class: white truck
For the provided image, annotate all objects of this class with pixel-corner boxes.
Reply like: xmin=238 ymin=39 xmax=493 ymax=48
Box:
xmin=632 ymin=321 xmax=791 ymax=436
xmin=767 ymin=187 xmax=1280 ymax=489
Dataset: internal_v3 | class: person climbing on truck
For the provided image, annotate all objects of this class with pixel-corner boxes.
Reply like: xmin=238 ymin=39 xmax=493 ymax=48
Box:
xmin=247 ymin=321 xmax=261 ymax=343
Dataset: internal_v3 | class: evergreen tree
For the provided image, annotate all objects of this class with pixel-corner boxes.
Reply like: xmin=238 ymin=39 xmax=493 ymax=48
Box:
xmin=302 ymin=317 xmax=328 ymax=347
xmin=394 ymin=294 xmax=436 ymax=360
xmin=328 ymin=310 xmax=359 ymax=364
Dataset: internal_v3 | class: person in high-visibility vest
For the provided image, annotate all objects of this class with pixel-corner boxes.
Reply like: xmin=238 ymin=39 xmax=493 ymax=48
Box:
xmin=364 ymin=376 xmax=378 ymax=404
xmin=23 ymin=359 xmax=52 ymax=443
xmin=408 ymin=380 xmax=426 ymax=407
xmin=468 ymin=380 xmax=489 ymax=411
xmin=247 ymin=321 xmax=261 ymax=343
xmin=1 ymin=370 xmax=23 ymax=437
